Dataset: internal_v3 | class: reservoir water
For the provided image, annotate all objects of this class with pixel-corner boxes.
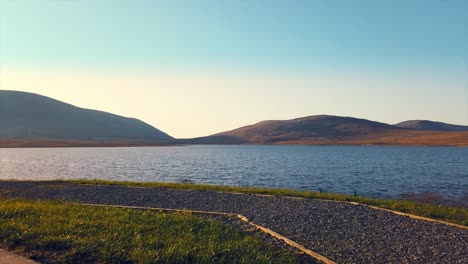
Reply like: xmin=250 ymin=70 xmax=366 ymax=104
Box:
xmin=1 ymin=145 xmax=467 ymax=205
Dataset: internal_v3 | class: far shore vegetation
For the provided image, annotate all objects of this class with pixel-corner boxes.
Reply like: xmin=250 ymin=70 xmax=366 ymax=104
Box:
xmin=0 ymin=198 xmax=301 ymax=263
xmin=62 ymin=180 xmax=468 ymax=226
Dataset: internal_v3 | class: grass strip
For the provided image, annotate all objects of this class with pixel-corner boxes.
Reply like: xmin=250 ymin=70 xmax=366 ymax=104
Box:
xmin=0 ymin=198 xmax=301 ymax=264
xmin=64 ymin=179 xmax=468 ymax=226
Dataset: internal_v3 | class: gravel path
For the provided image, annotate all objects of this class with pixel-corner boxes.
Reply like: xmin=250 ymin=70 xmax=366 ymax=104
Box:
xmin=0 ymin=181 xmax=466 ymax=263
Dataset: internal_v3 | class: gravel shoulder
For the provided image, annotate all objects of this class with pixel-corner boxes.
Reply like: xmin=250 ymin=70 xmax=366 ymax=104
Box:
xmin=0 ymin=181 xmax=467 ymax=263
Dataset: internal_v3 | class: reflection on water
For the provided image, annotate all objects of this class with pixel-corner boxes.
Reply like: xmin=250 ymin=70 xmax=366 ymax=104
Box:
xmin=0 ymin=145 xmax=467 ymax=205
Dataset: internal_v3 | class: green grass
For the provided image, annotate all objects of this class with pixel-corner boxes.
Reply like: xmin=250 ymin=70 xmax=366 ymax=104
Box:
xmin=0 ymin=198 xmax=301 ymax=264
xmin=64 ymin=179 xmax=468 ymax=226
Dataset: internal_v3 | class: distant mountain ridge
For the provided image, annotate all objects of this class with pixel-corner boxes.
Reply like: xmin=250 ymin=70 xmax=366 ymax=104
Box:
xmin=395 ymin=120 xmax=468 ymax=131
xmin=2 ymin=90 xmax=468 ymax=147
xmin=0 ymin=90 xmax=173 ymax=142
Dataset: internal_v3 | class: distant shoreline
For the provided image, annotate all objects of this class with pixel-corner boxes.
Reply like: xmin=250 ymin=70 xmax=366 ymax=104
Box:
xmin=1 ymin=137 xmax=468 ymax=148
xmin=0 ymin=139 xmax=178 ymax=148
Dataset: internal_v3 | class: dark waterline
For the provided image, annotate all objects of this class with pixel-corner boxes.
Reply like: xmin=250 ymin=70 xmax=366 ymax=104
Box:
xmin=1 ymin=145 xmax=467 ymax=206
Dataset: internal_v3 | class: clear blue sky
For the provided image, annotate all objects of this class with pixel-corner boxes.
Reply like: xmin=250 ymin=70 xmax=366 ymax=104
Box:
xmin=1 ymin=0 xmax=467 ymax=137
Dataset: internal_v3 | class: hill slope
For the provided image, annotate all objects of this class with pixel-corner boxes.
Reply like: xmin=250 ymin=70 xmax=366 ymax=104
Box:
xmin=185 ymin=115 xmax=402 ymax=144
xmin=183 ymin=115 xmax=468 ymax=146
xmin=216 ymin=115 xmax=401 ymax=143
xmin=0 ymin=90 xmax=173 ymax=142
xmin=395 ymin=120 xmax=468 ymax=131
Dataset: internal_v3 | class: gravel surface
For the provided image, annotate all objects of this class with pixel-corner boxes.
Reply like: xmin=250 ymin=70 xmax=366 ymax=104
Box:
xmin=202 ymin=214 xmax=319 ymax=263
xmin=0 ymin=181 xmax=467 ymax=263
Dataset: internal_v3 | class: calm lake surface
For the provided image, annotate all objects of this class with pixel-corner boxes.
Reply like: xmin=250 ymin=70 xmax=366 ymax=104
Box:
xmin=1 ymin=145 xmax=467 ymax=203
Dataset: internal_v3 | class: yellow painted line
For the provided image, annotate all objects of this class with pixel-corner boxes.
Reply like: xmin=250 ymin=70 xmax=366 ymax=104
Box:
xmin=79 ymin=203 xmax=335 ymax=264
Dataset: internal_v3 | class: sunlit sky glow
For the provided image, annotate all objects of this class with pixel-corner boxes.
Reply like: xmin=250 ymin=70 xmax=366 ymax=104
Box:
xmin=1 ymin=0 xmax=467 ymax=137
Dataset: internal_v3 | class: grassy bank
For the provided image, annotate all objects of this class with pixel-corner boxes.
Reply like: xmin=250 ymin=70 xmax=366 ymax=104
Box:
xmin=65 ymin=180 xmax=468 ymax=226
xmin=0 ymin=199 xmax=300 ymax=263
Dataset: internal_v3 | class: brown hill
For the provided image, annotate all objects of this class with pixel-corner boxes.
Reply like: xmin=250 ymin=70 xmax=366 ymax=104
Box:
xmin=214 ymin=115 xmax=400 ymax=143
xmin=184 ymin=115 xmax=468 ymax=146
